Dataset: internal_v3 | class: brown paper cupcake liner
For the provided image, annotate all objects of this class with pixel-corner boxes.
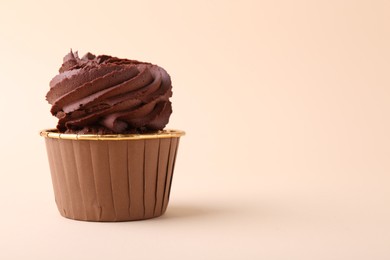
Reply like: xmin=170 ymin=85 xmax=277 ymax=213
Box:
xmin=41 ymin=129 xmax=184 ymax=222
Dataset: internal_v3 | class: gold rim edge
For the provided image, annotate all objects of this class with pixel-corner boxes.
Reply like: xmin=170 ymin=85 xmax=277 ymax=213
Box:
xmin=40 ymin=129 xmax=185 ymax=140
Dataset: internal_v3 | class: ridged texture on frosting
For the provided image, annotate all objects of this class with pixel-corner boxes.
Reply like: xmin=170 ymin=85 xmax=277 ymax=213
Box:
xmin=46 ymin=51 xmax=173 ymax=134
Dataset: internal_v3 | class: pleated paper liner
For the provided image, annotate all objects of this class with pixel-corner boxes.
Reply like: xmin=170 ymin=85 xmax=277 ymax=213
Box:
xmin=40 ymin=129 xmax=185 ymax=222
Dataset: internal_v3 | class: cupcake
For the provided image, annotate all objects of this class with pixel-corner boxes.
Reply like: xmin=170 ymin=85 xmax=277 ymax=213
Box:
xmin=40 ymin=51 xmax=184 ymax=221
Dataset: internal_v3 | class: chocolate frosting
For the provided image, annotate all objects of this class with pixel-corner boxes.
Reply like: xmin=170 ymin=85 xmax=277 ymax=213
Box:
xmin=46 ymin=51 xmax=173 ymax=134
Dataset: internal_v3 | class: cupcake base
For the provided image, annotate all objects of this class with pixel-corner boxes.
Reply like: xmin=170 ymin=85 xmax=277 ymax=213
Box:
xmin=41 ymin=129 xmax=184 ymax=222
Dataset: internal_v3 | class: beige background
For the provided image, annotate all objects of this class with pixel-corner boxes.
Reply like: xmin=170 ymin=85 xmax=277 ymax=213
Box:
xmin=0 ymin=0 xmax=389 ymax=259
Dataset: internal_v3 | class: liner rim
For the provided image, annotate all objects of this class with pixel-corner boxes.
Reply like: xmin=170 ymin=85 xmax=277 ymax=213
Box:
xmin=40 ymin=128 xmax=185 ymax=141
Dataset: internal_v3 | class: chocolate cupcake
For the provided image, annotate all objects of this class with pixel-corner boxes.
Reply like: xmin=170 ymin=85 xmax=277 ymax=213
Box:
xmin=41 ymin=51 xmax=184 ymax=221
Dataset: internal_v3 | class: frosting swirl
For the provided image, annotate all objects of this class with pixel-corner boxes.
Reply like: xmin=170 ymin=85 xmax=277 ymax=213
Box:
xmin=47 ymin=51 xmax=173 ymax=134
